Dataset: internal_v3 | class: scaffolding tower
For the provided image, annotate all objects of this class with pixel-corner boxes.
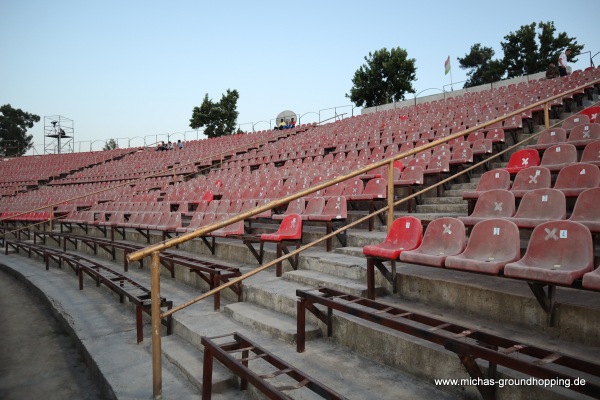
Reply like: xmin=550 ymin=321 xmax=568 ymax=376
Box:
xmin=44 ymin=115 xmax=74 ymax=154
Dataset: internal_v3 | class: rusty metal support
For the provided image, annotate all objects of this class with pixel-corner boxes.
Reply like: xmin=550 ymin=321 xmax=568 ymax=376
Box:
xmin=151 ymin=251 xmax=162 ymax=400
xmin=544 ymin=102 xmax=550 ymax=130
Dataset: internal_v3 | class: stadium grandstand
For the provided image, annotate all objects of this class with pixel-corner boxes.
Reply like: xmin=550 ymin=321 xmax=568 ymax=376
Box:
xmin=1 ymin=67 xmax=600 ymax=400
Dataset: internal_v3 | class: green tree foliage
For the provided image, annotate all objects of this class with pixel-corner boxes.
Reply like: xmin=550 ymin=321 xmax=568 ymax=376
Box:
xmin=0 ymin=104 xmax=39 ymax=157
xmin=502 ymin=21 xmax=583 ymax=78
xmin=458 ymin=44 xmax=506 ymax=88
xmin=459 ymin=21 xmax=583 ymax=88
xmin=189 ymin=89 xmax=240 ymax=138
xmin=103 ymin=138 xmax=118 ymax=151
xmin=347 ymin=47 xmax=417 ymax=108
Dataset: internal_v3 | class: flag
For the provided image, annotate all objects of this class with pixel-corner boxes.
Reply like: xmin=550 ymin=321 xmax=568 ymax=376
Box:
xmin=444 ymin=56 xmax=451 ymax=75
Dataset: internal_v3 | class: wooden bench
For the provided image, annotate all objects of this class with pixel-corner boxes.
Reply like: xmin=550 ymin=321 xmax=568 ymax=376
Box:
xmin=201 ymin=332 xmax=346 ymax=400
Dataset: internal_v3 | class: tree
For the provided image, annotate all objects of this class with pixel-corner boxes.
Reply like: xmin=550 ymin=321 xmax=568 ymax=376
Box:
xmin=0 ymin=104 xmax=39 ymax=157
xmin=103 ymin=138 xmax=118 ymax=151
xmin=346 ymin=47 xmax=417 ymax=108
xmin=458 ymin=21 xmax=584 ymax=88
xmin=458 ymin=44 xmax=506 ymax=88
xmin=501 ymin=21 xmax=583 ymax=78
xmin=189 ymin=89 xmax=240 ymax=138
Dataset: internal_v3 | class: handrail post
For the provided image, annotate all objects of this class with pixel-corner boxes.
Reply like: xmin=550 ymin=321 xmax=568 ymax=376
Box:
xmin=151 ymin=251 xmax=162 ymax=400
xmin=544 ymin=102 xmax=550 ymax=130
xmin=387 ymin=160 xmax=395 ymax=232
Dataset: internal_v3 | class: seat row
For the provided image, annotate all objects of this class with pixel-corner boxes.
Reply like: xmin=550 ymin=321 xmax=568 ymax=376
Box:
xmin=363 ymin=216 xmax=600 ymax=299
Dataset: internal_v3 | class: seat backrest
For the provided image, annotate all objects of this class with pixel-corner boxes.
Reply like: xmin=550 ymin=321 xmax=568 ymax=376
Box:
xmin=511 ymin=166 xmax=552 ymax=192
xmin=568 ymin=123 xmax=600 ymax=142
xmin=325 ymin=182 xmax=345 ymax=197
xmin=415 ymin=217 xmax=466 ymax=256
xmin=554 ymin=163 xmax=600 ymax=190
xmin=322 ymin=196 xmax=348 ymax=218
xmin=581 ymin=141 xmax=600 ymax=165
xmin=284 ymin=198 xmax=306 ymax=215
xmin=539 ymin=143 xmax=578 ymax=167
xmin=382 ymin=216 xmax=423 ymax=249
xmin=486 ymin=128 xmax=505 ymax=143
xmin=470 ymin=189 xmax=515 ymax=218
xmin=569 ymin=187 xmax=600 ymax=223
xmin=517 ymin=220 xmax=594 ymax=274
xmin=342 ymin=178 xmax=364 ymax=197
xmin=275 ymin=214 xmax=303 ymax=239
xmin=506 ymin=149 xmax=540 ymax=172
xmin=513 ymin=188 xmax=566 ymax=220
xmin=407 ymin=157 xmax=428 ymax=169
xmin=462 ymin=219 xmax=521 ymax=262
xmin=580 ymin=106 xmax=600 ymax=123
xmin=475 ymin=169 xmax=511 ymax=192
xmin=562 ymin=114 xmax=590 ymax=132
xmin=363 ymin=178 xmax=388 ymax=197
xmin=399 ymin=166 xmax=424 ymax=184
xmin=534 ymin=128 xmax=567 ymax=146
xmin=304 ymin=197 xmax=326 ymax=216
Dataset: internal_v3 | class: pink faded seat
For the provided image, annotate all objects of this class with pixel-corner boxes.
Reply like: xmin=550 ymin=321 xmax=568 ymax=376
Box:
xmin=444 ymin=219 xmax=521 ymax=275
xmin=400 ymin=217 xmax=466 ymax=267
xmin=300 ymin=196 xmax=326 ymax=220
xmin=272 ymin=198 xmax=305 ymax=221
xmin=567 ymin=123 xmax=600 ymax=148
xmin=261 ymin=214 xmax=303 ymax=242
xmin=553 ymin=162 xmax=600 ymax=198
xmin=462 ymin=169 xmax=511 ymax=200
xmin=363 ymin=216 xmax=423 ymax=260
xmin=458 ymin=189 xmax=515 ymax=227
xmin=567 ymin=187 xmax=600 ymax=232
xmin=581 ymin=140 xmax=600 ymax=167
xmin=538 ymin=143 xmax=578 ymax=172
xmin=527 ymin=128 xmax=567 ymax=151
xmin=504 ymin=221 xmax=594 ymax=286
xmin=561 ymin=114 xmax=590 ymax=134
xmin=393 ymin=165 xmax=424 ymax=186
xmin=505 ymin=188 xmax=566 ymax=229
xmin=505 ymin=149 xmax=540 ymax=174
xmin=582 ymin=267 xmax=600 ymax=291
xmin=510 ymin=166 xmax=552 ymax=199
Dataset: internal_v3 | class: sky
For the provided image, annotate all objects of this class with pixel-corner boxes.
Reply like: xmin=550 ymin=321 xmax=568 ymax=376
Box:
xmin=1 ymin=0 xmax=599 ymax=154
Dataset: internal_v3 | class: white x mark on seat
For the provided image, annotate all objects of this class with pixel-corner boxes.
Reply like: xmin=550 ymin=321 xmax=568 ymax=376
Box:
xmin=443 ymin=224 xmax=452 ymax=235
xmin=521 ymin=157 xmax=529 ymax=166
xmin=494 ymin=202 xmax=503 ymax=212
xmin=544 ymin=227 xmax=559 ymax=241
xmin=528 ymin=174 xmax=538 ymax=184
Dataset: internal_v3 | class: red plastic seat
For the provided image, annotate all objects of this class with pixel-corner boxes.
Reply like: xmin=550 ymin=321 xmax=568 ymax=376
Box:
xmin=505 ymin=188 xmax=566 ymax=229
xmin=393 ymin=166 xmax=424 ymax=186
xmin=539 ymin=143 xmax=578 ymax=172
xmin=471 ymin=139 xmax=493 ymax=156
xmin=309 ymin=196 xmax=348 ymax=221
xmin=341 ymin=177 xmax=365 ymax=198
xmin=580 ymin=106 xmax=600 ymax=123
xmin=567 ymin=187 xmax=600 ymax=232
xmin=510 ymin=166 xmax=552 ymax=198
xmin=505 ymin=149 xmax=540 ymax=174
xmin=527 ymin=128 xmax=567 ymax=151
xmin=400 ymin=217 xmax=466 ymax=267
xmin=349 ymin=178 xmax=387 ymax=201
xmin=582 ymin=266 xmax=600 ymax=291
xmin=444 ymin=219 xmax=521 ymax=275
xmin=567 ymin=123 xmax=600 ymax=148
xmin=504 ymin=220 xmax=594 ymax=286
xmin=581 ymin=141 xmax=600 ymax=167
xmin=362 ymin=216 xmax=423 ymax=260
xmin=449 ymin=147 xmax=473 ymax=165
xmin=458 ymin=189 xmax=515 ymax=227
xmin=261 ymin=214 xmax=303 ymax=241
xmin=486 ymin=128 xmax=505 ymax=144
xmin=462 ymin=169 xmax=511 ymax=201
xmin=553 ymin=162 xmax=600 ymax=198
xmin=210 ymin=220 xmax=245 ymax=237
xmin=424 ymin=156 xmax=449 ymax=175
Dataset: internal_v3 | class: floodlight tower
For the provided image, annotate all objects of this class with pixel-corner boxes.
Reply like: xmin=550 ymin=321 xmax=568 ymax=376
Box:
xmin=44 ymin=115 xmax=74 ymax=154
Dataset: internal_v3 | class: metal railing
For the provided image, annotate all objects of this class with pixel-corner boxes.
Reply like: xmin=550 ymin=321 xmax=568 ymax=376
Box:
xmin=123 ymin=78 xmax=600 ymax=399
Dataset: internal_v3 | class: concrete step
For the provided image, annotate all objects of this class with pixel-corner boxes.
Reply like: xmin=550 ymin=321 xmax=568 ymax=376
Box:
xmin=420 ymin=196 xmax=466 ymax=205
xmin=283 ymin=269 xmax=379 ymax=298
xmin=301 ymin=249 xmax=369 ymax=281
xmin=224 ymin=302 xmax=321 ymax=344
xmin=415 ymin=203 xmax=468 ymax=214
xmin=448 ymin=182 xmax=477 ymax=190
xmin=442 ymin=189 xmax=464 ymax=197
xmin=161 ymin=334 xmax=236 ymax=394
